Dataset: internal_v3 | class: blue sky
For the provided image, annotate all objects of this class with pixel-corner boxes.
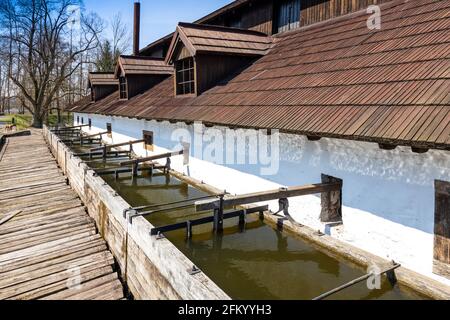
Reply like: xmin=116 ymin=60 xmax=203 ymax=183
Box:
xmin=84 ymin=0 xmax=233 ymax=51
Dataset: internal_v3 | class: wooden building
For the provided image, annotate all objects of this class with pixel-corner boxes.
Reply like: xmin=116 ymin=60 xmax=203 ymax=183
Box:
xmin=69 ymin=0 xmax=450 ymax=287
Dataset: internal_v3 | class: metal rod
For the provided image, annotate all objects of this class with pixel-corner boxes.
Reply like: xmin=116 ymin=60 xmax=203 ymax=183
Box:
xmin=312 ymin=263 xmax=401 ymax=300
xmin=131 ymin=194 xmax=225 ymax=211
xmin=149 ymin=205 xmax=268 ymax=236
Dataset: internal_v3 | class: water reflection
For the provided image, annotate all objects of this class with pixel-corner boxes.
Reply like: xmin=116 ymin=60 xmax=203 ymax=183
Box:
xmin=69 ymin=141 xmax=428 ymax=300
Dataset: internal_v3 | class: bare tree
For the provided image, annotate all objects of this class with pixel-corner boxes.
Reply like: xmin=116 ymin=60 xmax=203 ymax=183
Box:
xmin=0 ymin=0 xmax=103 ymax=127
xmin=111 ymin=13 xmax=130 ymax=60
xmin=95 ymin=12 xmax=130 ymax=72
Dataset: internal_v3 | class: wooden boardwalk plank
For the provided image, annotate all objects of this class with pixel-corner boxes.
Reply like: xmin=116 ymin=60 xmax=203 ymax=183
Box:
xmin=0 ymin=130 xmax=124 ymax=300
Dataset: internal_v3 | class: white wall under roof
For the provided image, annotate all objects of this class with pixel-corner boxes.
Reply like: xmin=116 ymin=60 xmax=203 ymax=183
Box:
xmin=75 ymin=112 xmax=450 ymax=286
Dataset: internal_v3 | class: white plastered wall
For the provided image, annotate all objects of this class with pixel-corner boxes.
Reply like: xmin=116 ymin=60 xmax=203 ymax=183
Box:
xmin=75 ymin=113 xmax=450 ymax=286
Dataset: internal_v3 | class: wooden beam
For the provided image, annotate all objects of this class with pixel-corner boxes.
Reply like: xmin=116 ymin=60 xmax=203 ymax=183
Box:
xmin=195 ymin=183 xmax=341 ymax=212
xmin=52 ymin=121 xmax=91 ymax=130
xmin=119 ymin=149 xmax=184 ymax=166
xmin=90 ymin=139 xmax=145 ymax=152
xmin=82 ymin=130 xmax=110 ymax=139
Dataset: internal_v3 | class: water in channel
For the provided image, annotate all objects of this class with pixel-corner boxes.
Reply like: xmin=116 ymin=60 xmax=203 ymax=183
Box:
xmin=69 ymin=142 xmax=428 ymax=300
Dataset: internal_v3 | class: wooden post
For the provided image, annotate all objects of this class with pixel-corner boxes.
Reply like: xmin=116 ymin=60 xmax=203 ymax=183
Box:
xmin=132 ymin=161 xmax=139 ymax=177
xmin=320 ymin=174 xmax=343 ymax=223
xmin=186 ymin=220 xmax=192 ymax=239
xmin=213 ymin=196 xmax=224 ymax=233
xmin=165 ymin=157 xmax=171 ymax=173
xmin=102 ymin=145 xmax=107 ymax=160
xmin=433 ymin=180 xmax=450 ymax=279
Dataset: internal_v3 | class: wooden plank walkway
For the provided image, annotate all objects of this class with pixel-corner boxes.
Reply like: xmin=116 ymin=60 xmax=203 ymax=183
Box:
xmin=0 ymin=130 xmax=125 ymax=300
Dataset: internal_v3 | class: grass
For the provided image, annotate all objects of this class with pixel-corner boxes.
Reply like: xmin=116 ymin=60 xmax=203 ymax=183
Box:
xmin=0 ymin=114 xmax=32 ymax=130
xmin=0 ymin=113 xmax=73 ymax=130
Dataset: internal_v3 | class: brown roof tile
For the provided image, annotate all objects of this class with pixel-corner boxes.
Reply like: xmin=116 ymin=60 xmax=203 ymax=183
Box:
xmin=88 ymin=73 xmax=118 ymax=87
xmin=71 ymin=0 xmax=450 ymax=150
xmin=115 ymin=56 xmax=173 ymax=76
xmin=166 ymin=23 xmax=273 ymax=63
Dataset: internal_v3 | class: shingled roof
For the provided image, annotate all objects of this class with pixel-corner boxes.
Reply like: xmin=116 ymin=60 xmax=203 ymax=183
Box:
xmin=70 ymin=0 xmax=450 ymax=150
xmin=115 ymin=56 xmax=173 ymax=77
xmin=88 ymin=73 xmax=118 ymax=87
xmin=166 ymin=23 xmax=273 ymax=63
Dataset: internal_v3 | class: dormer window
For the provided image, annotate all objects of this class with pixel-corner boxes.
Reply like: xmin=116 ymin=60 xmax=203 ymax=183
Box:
xmin=166 ymin=23 xmax=272 ymax=97
xmin=114 ymin=56 xmax=172 ymax=100
xmin=119 ymin=76 xmax=128 ymax=100
xmin=87 ymin=72 xmax=118 ymax=102
xmin=176 ymin=57 xmax=195 ymax=95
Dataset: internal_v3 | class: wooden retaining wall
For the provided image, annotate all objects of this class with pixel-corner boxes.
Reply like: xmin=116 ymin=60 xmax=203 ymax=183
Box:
xmin=43 ymin=126 xmax=229 ymax=300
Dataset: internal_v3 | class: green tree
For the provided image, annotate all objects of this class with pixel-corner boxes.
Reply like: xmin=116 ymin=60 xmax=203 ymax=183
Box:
xmin=96 ymin=40 xmax=115 ymax=72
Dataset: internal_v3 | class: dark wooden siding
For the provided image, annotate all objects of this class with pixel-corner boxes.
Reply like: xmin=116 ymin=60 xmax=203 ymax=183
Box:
xmin=127 ymin=75 xmax=169 ymax=99
xmin=300 ymin=0 xmax=392 ymax=27
xmin=93 ymin=85 xmax=117 ymax=102
xmin=276 ymin=0 xmax=301 ymax=33
xmin=239 ymin=1 xmax=274 ymax=34
xmin=201 ymin=0 xmax=395 ymax=35
xmin=207 ymin=0 xmax=274 ymax=35
xmin=434 ymin=180 xmax=450 ymax=279
xmin=196 ymin=54 xmax=255 ymax=95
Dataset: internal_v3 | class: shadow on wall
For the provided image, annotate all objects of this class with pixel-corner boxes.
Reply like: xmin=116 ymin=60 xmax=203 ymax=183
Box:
xmin=86 ymin=114 xmax=450 ymax=235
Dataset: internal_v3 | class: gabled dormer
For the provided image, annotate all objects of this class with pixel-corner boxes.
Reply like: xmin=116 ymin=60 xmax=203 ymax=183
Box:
xmin=165 ymin=23 xmax=272 ymax=96
xmin=114 ymin=55 xmax=173 ymax=100
xmin=88 ymin=73 xmax=118 ymax=102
